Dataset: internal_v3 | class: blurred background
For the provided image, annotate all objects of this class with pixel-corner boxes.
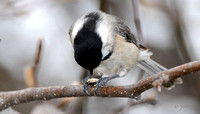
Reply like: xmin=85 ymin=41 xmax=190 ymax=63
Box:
xmin=0 ymin=0 xmax=200 ymax=113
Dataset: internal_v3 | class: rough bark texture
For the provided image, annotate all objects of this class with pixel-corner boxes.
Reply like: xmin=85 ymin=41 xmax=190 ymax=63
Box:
xmin=0 ymin=60 xmax=200 ymax=111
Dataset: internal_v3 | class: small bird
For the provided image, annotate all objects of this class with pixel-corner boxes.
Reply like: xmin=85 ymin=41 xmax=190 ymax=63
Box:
xmin=68 ymin=11 xmax=182 ymax=94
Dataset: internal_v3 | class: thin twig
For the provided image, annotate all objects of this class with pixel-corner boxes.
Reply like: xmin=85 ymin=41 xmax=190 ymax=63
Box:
xmin=34 ymin=39 xmax=42 ymax=69
xmin=132 ymin=0 xmax=144 ymax=44
xmin=111 ymin=98 xmax=156 ymax=114
xmin=56 ymin=81 xmax=81 ymax=109
xmin=57 ymin=97 xmax=74 ymax=108
xmin=24 ymin=39 xmax=42 ymax=87
xmin=33 ymin=39 xmax=42 ymax=86
xmin=0 ymin=60 xmax=200 ymax=111
xmin=168 ymin=1 xmax=191 ymax=63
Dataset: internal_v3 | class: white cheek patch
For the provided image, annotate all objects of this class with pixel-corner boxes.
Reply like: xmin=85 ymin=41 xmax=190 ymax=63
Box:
xmin=95 ymin=14 xmax=115 ymax=60
xmin=71 ymin=17 xmax=85 ymax=45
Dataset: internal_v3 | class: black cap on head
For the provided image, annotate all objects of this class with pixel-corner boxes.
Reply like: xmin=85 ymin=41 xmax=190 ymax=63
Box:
xmin=74 ymin=12 xmax=102 ymax=75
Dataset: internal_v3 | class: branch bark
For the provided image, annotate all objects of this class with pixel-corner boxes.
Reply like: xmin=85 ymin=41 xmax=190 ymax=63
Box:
xmin=0 ymin=60 xmax=200 ymax=111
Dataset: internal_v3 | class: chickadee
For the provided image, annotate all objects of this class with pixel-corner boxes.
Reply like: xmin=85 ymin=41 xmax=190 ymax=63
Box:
xmin=69 ymin=11 xmax=182 ymax=94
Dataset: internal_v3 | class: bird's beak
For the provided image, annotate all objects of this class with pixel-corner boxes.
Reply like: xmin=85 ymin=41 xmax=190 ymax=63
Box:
xmin=89 ymin=69 xmax=93 ymax=75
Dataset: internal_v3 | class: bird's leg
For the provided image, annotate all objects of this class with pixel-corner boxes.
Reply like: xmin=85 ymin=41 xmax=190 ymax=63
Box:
xmin=94 ymin=74 xmax=120 ymax=93
xmin=94 ymin=68 xmax=127 ymax=93
xmin=82 ymin=75 xmax=120 ymax=95
xmin=82 ymin=68 xmax=127 ymax=95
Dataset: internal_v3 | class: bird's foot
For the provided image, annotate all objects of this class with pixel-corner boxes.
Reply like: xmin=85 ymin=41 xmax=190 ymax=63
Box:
xmin=82 ymin=75 xmax=119 ymax=95
xmin=82 ymin=75 xmax=102 ymax=95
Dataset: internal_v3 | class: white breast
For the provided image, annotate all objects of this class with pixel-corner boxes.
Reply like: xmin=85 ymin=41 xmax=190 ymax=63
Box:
xmin=94 ymin=34 xmax=140 ymax=76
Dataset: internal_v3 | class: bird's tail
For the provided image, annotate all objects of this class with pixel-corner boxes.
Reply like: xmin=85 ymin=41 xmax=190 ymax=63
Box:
xmin=137 ymin=50 xmax=183 ymax=89
xmin=137 ymin=58 xmax=167 ymax=75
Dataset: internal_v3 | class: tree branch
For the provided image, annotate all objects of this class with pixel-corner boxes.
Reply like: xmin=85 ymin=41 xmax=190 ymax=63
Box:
xmin=0 ymin=60 xmax=200 ymax=111
xmin=111 ymin=97 xmax=156 ymax=114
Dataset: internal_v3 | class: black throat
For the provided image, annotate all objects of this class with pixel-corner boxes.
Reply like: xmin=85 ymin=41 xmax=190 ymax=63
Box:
xmin=74 ymin=12 xmax=102 ymax=75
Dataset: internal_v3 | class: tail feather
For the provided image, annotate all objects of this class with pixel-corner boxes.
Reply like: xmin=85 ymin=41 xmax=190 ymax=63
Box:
xmin=137 ymin=49 xmax=166 ymax=75
xmin=137 ymin=59 xmax=166 ymax=75
xmin=137 ymin=50 xmax=183 ymax=90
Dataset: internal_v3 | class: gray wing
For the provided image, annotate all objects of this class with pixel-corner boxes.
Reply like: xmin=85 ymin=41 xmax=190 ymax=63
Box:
xmin=109 ymin=15 xmax=166 ymax=74
xmin=106 ymin=13 xmax=182 ymax=88
xmin=112 ymin=16 xmax=138 ymax=45
xmin=111 ymin=16 xmax=147 ymax=50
